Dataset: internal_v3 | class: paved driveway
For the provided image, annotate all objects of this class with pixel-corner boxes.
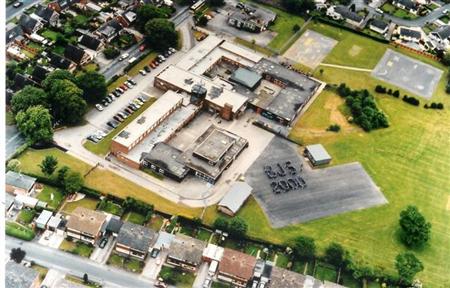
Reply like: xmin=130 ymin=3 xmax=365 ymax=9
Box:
xmin=38 ymin=230 xmax=64 ymax=249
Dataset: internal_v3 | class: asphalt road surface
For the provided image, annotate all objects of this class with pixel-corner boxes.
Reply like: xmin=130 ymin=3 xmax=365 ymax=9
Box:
xmin=6 ymin=0 xmax=41 ymax=21
xmin=6 ymin=236 xmax=157 ymax=288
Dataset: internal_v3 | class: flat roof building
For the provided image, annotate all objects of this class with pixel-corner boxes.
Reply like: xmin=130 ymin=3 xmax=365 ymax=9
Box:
xmin=6 ymin=171 xmax=37 ymax=195
xmin=229 ymin=68 xmax=262 ymax=90
xmin=305 ymin=144 xmax=332 ymax=166
xmin=218 ymin=181 xmax=252 ymax=216
xmin=178 ymin=125 xmax=248 ymax=183
xmin=35 ymin=209 xmax=53 ymax=229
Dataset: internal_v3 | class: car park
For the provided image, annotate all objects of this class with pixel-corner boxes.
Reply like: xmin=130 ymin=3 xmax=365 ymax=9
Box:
xmin=107 ymin=121 xmax=118 ymax=129
xmin=144 ymin=66 xmax=151 ymax=73
xmin=134 ymin=99 xmax=144 ymax=105
xmin=96 ymin=130 xmax=107 ymax=138
xmin=122 ymin=110 xmax=131 ymax=117
xmin=95 ymin=104 xmax=104 ymax=111
xmin=125 ymin=107 xmax=134 ymax=114
xmin=113 ymin=115 xmax=124 ymax=122
xmin=139 ymin=70 xmax=147 ymax=76
xmin=111 ymin=91 xmax=119 ymax=98
xmin=102 ymin=99 xmax=109 ymax=106
xmin=153 ymin=60 xmax=160 ymax=66
xmin=128 ymin=79 xmax=137 ymax=85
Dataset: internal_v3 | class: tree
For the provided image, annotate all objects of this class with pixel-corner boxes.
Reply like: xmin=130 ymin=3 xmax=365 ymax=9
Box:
xmin=16 ymin=106 xmax=53 ymax=144
xmin=137 ymin=4 xmax=169 ymax=31
xmin=292 ymin=236 xmax=316 ymax=261
xmin=207 ymin=0 xmax=225 ymax=7
xmin=83 ymin=273 xmax=89 ymax=284
xmin=63 ymin=171 xmax=84 ymax=194
xmin=7 ymin=159 xmax=21 ymax=172
xmin=213 ymin=217 xmax=229 ymax=231
xmin=196 ymin=15 xmax=209 ymax=26
xmin=441 ymin=52 xmax=450 ymax=66
xmin=39 ymin=155 xmax=58 ymax=176
xmin=47 ymin=79 xmax=87 ymax=125
xmin=42 ymin=69 xmax=77 ymax=91
xmin=103 ymin=47 xmax=120 ymax=59
xmin=281 ymin=0 xmax=315 ymax=15
xmin=11 ymin=86 xmax=49 ymax=114
xmin=324 ymin=242 xmax=346 ymax=268
xmin=10 ymin=248 xmax=26 ymax=263
xmin=395 ymin=252 xmax=424 ymax=285
xmin=399 ymin=206 xmax=431 ymax=247
xmin=57 ymin=166 xmax=70 ymax=185
xmin=76 ymin=71 xmax=107 ymax=103
xmin=228 ymin=217 xmax=248 ymax=238
xmin=293 ymin=24 xmax=301 ymax=32
xmin=144 ymin=19 xmax=178 ymax=52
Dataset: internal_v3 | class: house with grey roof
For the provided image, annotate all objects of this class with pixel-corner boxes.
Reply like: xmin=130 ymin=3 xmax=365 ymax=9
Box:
xmin=327 ymin=6 xmax=365 ymax=27
xmin=304 ymin=144 xmax=332 ymax=166
xmin=167 ymin=234 xmax=207 ymax=271
xmin=35 ymin=5 xmax=60 ymax=27
xmin=369 ymin=19 xmax=389 ymax=35
xmin=430 ymin=25 xmax=450 ymax=49
xmin=19 ymin=14 xmax=44 ymax=34
xmin=398 ymin=27 xmax=422 ymax=42
xmin=79 ymin=34 xmax=104 ymax=52
xmin=6 ymin=171 xmax=37 ymax=196
xmin=218 ymin=181 xmax=252 ymax=216
xmin=5 ymin=261 xmax=40 ymax=288
xmin=115 ymin=222 xmax=157 ymax=260
xmin=392 ymin=0 xmax=418 ymax=14
xmin=64 ymin=44 xmax=92 ymax=66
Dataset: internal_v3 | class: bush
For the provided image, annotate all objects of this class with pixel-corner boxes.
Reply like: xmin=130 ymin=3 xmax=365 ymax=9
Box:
xmin=375 ymin=85 xmax=386 ymax=94
xmin=387 ymin=88 xmax=392 ymax=95
xmin=122 ymin=197 xmax=154 ymax=216
xmin=392 ymin=90 xmax=400 ymax=98
xmin=426 ymin=102 xmax=444 ymax=110
xmin=293 ymin=24 xmax=301 ymax=32
xmin=104 ymin=47 xmax=120 ymax=59
xmin=402 ymin=95 xmax=420 ymax=106
xmin=327 ymin=124 xmax=341 ymax=132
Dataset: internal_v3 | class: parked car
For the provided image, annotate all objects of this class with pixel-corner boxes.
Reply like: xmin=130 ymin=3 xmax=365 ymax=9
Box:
xmin=97 ymin=130 xmax=107 ymax=138
xmin=139 ymin=44 xmax=146 ymax=51
xmin=113 ymin=115 xmax=124 ymax=122
xmin=95 ymin=104 xmax=104 ymax=111
xmin=118 ymin=112 xmax=128 ymax=119
xmin=105 ymin=96 xmax=113 ymax=103
xmin=151 ymin=249 xmax=160 ymax=258
xmin=129 ymin=104 xmax=139 ymax=111
xmin=134 ymin=99 xmax=144 ymax=105
xmin=101 ymin=99 xmax=109 ymax=106
xmin=87 ymin=135 xmax=99 ymax=143
xmin=116 ymin=87 xmax=124 ymax=93
xmin=125 ymin=107 xmax=134 ymax=114
xmin=128 ymin=79 xmax=137 ymax=85
xmin=131 ymin=101 xmax=141 ymax=108
xmin=144 ymin=66 xmax=151 ymax=73
xmin=138 ymin=96 xmax=147 ymax=103
xmin=164 ymin=52 xmax=170 ymax=58
xmin=13 ymin=1 xmax=23 ymax=8
xmin=139 ymin=70 xmax=147 ymax=76
xmin=169 ymin=47 xmax=176 ymax=53
xmin=153 ymin=60 xmax=160 ymax=66
xmin=99 ymin=237 xmax=108 ymax=248
xmin=119 ymin=53 xmax=129 ymax=61
xmin=120 ymin=84 xmax=128 ymax=91
xmin=124 ymin=82 xmax=133 ymax=89
xmin=203 ymin=278 xmax=211 ymax=288
xmin=107 ymin=121 xmax=118 ymax=129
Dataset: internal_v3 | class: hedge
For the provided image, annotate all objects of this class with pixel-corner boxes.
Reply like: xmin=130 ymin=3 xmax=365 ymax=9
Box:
xmin=6 ymin=221 xmax=35 ymax=241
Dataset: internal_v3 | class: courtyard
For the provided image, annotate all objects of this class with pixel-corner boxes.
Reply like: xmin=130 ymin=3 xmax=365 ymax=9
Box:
xmin=372 ymin=49 xmax=443 ymax=99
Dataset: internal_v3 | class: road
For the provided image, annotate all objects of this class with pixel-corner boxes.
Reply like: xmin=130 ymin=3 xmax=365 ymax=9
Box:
xmin=6 ymin=0 xmax=41 ymax=21
xmin=100 ymin=6 xmax=192 ymax=80
xmin=6 ymin=236 xmax=157 ymax=288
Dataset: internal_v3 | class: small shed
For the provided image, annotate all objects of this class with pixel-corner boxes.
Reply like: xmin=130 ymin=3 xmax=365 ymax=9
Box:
xmin=304 ymin=144 xmax=332 ymax=166
xmin=218 ymin=181 xmax=252 ymax=216
xmin=47 ymin=214 xmax=63 ymax=231
xmin=14 ymin=195 xmax=39 ymax=209
xmin=35 ymin=210 xmax=53 ymax=229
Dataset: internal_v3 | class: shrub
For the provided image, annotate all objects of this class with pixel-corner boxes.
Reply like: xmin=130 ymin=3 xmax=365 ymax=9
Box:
xmin=387 ymin=88 xmax=392 ymax=95
xmin=327 ymin=124 xmax=341 ymax=132
xmin=293 ymin=24 xmax=301 ymax=32
xmin=375 ymin=85 xmax=386 ymax=93
xmin=393 ymin=90 xmax=400 ymax=98
xmin=402 ymin=95 xmax=420 ymax=106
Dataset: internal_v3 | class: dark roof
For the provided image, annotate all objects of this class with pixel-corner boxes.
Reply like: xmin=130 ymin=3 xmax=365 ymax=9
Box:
xmin=6 ymin=24 xmax=24 ymax=44
xmin=141 ymin=142 xmax=189 ymax=179
xmin=229 ymin=67 xmax=262 ymax=90
xmin=5 ymin=261 xmax=39 ymax=288
xmin=370 ymin=19 xmax=388 ymax=30
xmin=334 ymin=6 xmax=364 ymax=23
xmin=106 ymin=217 xmax=123 ymax=234
xmin=31 ymin=65 xmax=50 ymax=83
xmin=79 ymin=34 xmax=102 ymax=50
xmin=432 ymin=25 xmax=450 ymax=40
xmin=117 ymin=222 xmax=157 ymax=252
xmin=395 ymin=0 xmax=416 ymax=10
xmin=64 ymin=44 xmax=86 ymax=63
xmin=399 ymin=27 xmax=421 ymax=39
xmin=49 ymin=52 xmax=73 ymax=69
xmin=6 ymin=171 xmax=37 ymax=191
xmin=13 ymin=74 xmax=37 ymax=91
xmin=35 ymin=5 xmax=57 ymax=22
xmin=19 ymin=15 xmax=40 ymax=34
xmin=57 ymin=0 xmax=80 ymax=10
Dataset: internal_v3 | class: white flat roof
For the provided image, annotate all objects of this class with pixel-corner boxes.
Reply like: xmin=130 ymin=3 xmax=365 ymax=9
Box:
xmin=176 ymin=35 xmax=224 ymax=71
xmin=35 ymin=210 xmax=53 ymax=226
xmin=157 ymin=65 xmax=248 ymax=113
xmin=219 ymin=41 xmax=263 ymax=63
xmin=112 ymin=91 xmax=183 ymax=148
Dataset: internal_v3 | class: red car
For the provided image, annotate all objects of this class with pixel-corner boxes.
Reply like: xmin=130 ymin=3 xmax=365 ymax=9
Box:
xmin=139 ymin=44 xmax=146 ymax=51
xmin=120 ymin=84 xmax=128 ymax=91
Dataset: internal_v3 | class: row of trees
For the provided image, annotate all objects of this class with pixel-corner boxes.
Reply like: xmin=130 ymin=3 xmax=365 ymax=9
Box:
xmin=281 ymin=0 xmax=315 ymax=15
xmin=39 ymin=155 xmax=84 ymax=195
xmin=12 ymin=70 xmax=107 ymax=144
xmin=213 ymin=216 xmax=248 ymax=239
xmin=337 ymin=83 xmax=389 ymax=131
xmin=375 ymin=85 xmax=445 ymax=110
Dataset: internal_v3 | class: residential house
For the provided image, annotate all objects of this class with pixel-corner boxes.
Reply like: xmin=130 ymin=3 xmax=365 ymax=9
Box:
xmin=369 ymin=19 xmax=389 ymax=35
xmin=118 ymin=0 xmax=138 ymax=9
xmin=79 ymin=34 xmax=104 ymax=52
xmin=64 ymin=44 xmax=92 ymax=65
xmin=35 ymin=5 xmax=60 ymax=27
xmin=19 ymin=14 xmax=44 ymax=34
xmin=13 ymin=73 xmax=38 ymax=91
xmin=218 ymin=181 xmax=252 ymax=216
xmin=7 ymin=46 xmax=28 ymax=62
xmin=6 ymin=171 xmax=37 ymax=195
xmin=398 ymin=27 xmax=422 ymax=42
xmin=392 ymin=0 xmax=418 ymax=14
xmin=31 ymin=65 xmax=51 ymax=84
xmin=218 ymin=248 xmax=257 ymax=287
xmin=6 ymin=23 xmax=24 ymax=45
xmin=86 ymin=2 xmax=102 ymax=13
xmin=115 ymin=222 xmax=158 ymax=260
xmin=96 ymin=19 xmax=123 ymax=42
xmin=66 ymin=207 xmax=107 ymax=245
xmin=105 ymin=217 xmax=123 ymax=237
xmin=48 ymin=0 xmax=82 ymax=12
xmin=166 ymin=234 xmax=207 ymax=271
xmin=269 ymin=266 xmax=306 ymax=288
xmin=327 ymin=6 xmax=364 ymax=27
xmin=49 ymin=52 xmax=76 ymax=71
xmin=5 ymin=261 xmax=40 ymax=288
xmin=430 ymin=25 xmax=450 ymax=48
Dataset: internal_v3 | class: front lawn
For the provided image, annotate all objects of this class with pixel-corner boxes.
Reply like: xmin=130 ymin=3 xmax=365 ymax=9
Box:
xmin=124 ymin=211 xmax=146 ymax=225
xmin=61 ymin=197 xmax=100 ymax=214
xmin=381 ymin=3 xmax=419 ymax=19
xmin=36 ymin=185 xmax=65 ymax=210
xmin=40 ymin=29 xmax=62 ymax=41
xmin=59 ymin=240 xmax=94 ymax=258
xmin=159 ymin=266 xmax=195 ymax=288
xmin=107 ymin=253 xmax=144 ymax=273
xmin=17 ymin=209 xmax=36 ymax=225
xmin=83 ymin=97 xmax=156 ymax=156
xmin=6 ymin=221 xmax=35 ymax=241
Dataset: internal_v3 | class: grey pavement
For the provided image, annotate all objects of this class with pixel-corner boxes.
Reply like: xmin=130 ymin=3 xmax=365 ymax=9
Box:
xmin=192 ymin=262 xmax=209 ymax=288
xmin=6 ymin=236 xmax=157 ymax=288
xmin=6 ymin=125 xmax=25 ymax=160
xmin=245 ymin=138 xmax=388 ymax=228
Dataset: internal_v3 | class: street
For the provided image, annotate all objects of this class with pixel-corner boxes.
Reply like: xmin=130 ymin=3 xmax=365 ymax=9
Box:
xmin=6 ymin=236 xmax=156 ymax=288
xmin=6 ymin=0 xmax=41 ymax=21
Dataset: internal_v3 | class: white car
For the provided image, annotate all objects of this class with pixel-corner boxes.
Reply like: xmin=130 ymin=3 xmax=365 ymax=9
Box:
xmin=443 ymin=9 xmax=449 ymax=14
xmin=139 ymin=69 xmax=147 ymax=76
xmin=119 ymin=53 xmax=129 ymax=61
xmin=95 ymin=104 xmax=104 ymax=111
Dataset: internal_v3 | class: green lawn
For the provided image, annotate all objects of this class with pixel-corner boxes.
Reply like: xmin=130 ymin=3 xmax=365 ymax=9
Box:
xmin=40 ymin=29 xmax=62 ymax=41
xmin=107 ymin=253 xmax=144 ymax=273
xmin=83 ymin=97 xmax=156 ymax=156
xmin=439 ymin=15 xmax=450 ymax=24
xmin=36 ymin=185 xmax=65 ymax=210
xmin=148 ymin=214 xmax=165 ymax=231
xmin=6 ymin=221 xmax=35 ymax=240
xmin=62 ymin=197 xmax=100 ymax=214
xmin=124 ymin=211 xmax=146 ymax=225
xmin=196 ymin=228 xmax=212 ymax=242
xmin=59 ymin=240 xmax=94 ymax=258
xmin=127 ymin=52 xmax=157 ymax=76
xmin=159 ymin=266 xmax=195 ymax=288
xmin=17 ymin=209 xmax=36 ymax=225
xmin=381 ymin=3 xmax=419 ymax=19
xmin=275 ymin=252 xmax=291 ymax=268
xmin=211 ymin=282 xmax=231 ymax=288
xmin=98 ymin=200 xmax=124 ymax=216
xmin=314 ymin=263 xmax=337 ymax=282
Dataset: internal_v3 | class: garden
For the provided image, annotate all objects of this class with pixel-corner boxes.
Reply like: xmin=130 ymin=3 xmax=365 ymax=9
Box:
xmin=107 ymin=253 xmax=144 ymax=273
xmin=36 ymin=185 xmax=65 ymax=210
xmin=59 ymin=240 xmax=94 ymax=258
xmin=158 ymin=266 xmax=195 ymax=288
xmin=6 ymin=221 xmax=35 ymax=241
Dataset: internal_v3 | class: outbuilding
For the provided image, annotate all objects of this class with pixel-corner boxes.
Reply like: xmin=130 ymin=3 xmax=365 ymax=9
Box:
xmin=218 ymin=181 xmax=252 ymax=216
xmin=304 ymin=144 xmax=332 ymax=166
xmin=35 ymin=210 xmax=53 ymax=229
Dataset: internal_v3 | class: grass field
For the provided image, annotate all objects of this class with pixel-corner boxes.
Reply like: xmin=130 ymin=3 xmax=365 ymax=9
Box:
xmin=124 ymin=211 xmax=146 ymax=225
xmin=62 ymin=197 xmax=99 ymax=214
xmin=36 ymin=185 xmax=65 ymax=210
xmin=83 ymin=98 xmax=156 ymax=156
xmin=381 ymin=3 xmax=419 ymax=19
